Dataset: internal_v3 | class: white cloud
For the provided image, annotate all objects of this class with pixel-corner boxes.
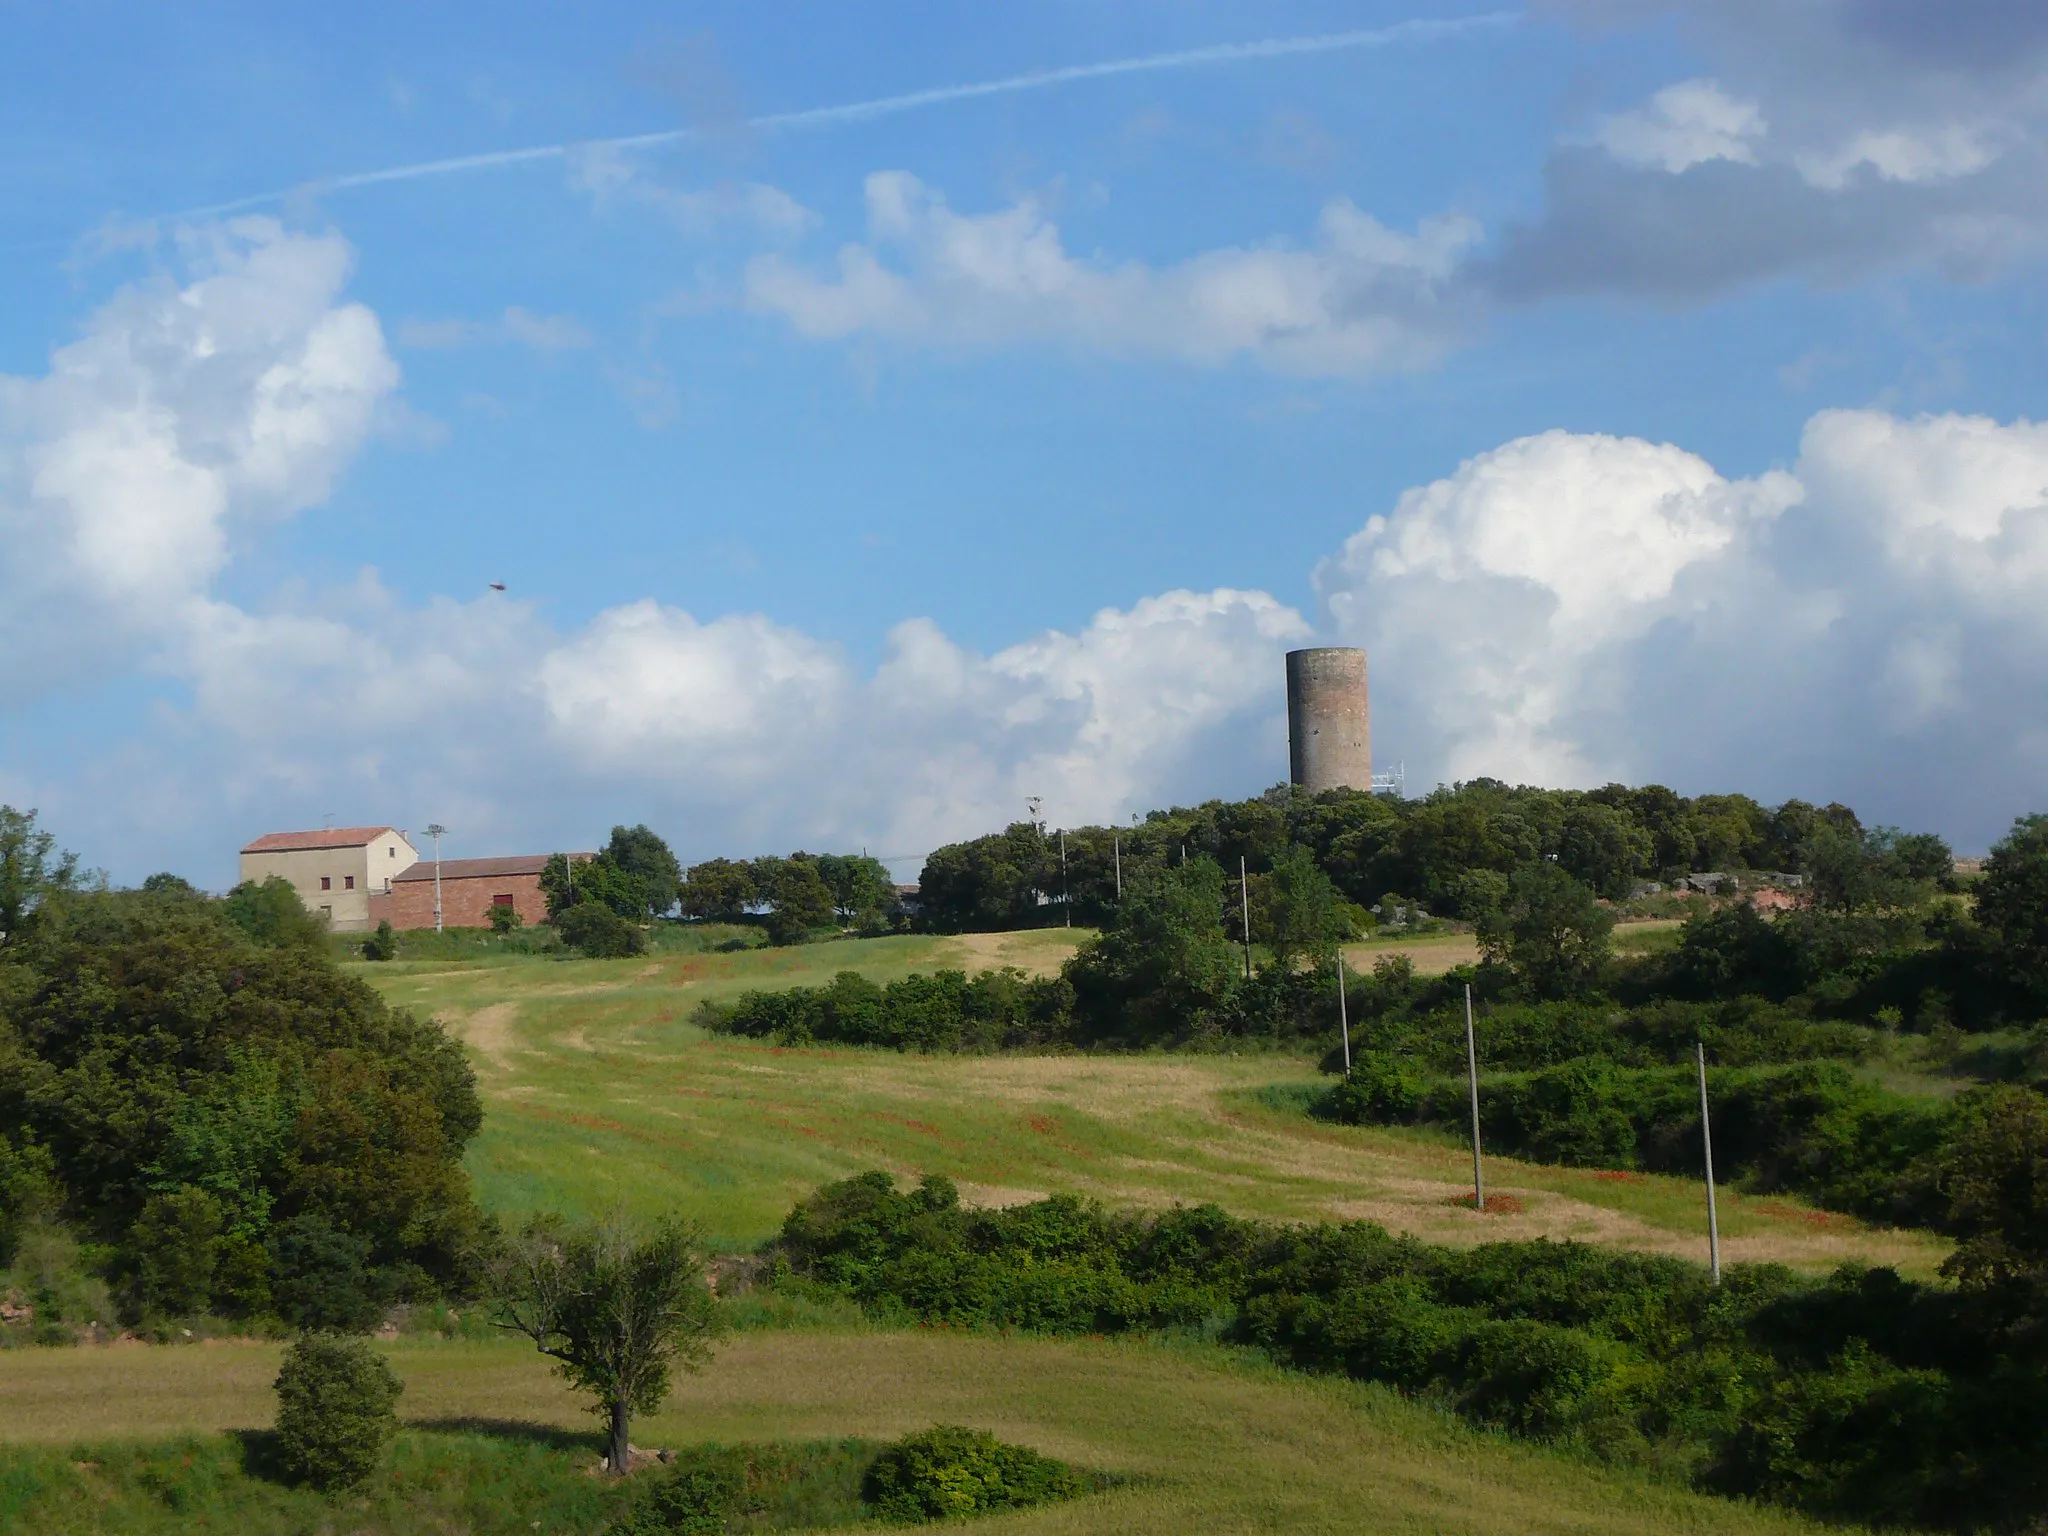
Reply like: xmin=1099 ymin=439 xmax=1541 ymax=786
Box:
xmin=0 ymin=219 xmax=397 ymax=688
xmin=1593 ymin=79 xmax=1767 ymax=172
xmin=1317 ymin=408 xmax=2048 ymax=844
xmin=1797 ymin=126 xmax=1998 ymax=190
xmin=744 ymin=172 xmax=1478 ymax=377
xmin=12 ymin=217 xmax=2048 ymax=879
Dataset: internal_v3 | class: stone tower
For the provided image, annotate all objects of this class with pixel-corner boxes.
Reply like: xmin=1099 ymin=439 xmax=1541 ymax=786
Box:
xmin=1286 ymin=647 xmax=1371 ymax=794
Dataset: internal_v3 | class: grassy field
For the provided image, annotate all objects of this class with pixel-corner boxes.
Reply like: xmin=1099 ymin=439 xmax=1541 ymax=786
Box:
xmin=355 ymin=931 xmax=1946 ymax=1276
xmin=0 ymin=1330 xmax=1848 ymax=1535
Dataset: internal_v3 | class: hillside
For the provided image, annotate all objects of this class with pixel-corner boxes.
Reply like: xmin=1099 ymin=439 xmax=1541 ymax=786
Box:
xmin=355 ymin=932 xmax=1946 ymax=1275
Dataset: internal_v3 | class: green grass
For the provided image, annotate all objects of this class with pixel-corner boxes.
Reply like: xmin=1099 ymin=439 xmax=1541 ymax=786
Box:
xmin=353 ymin=935 xmax=1947 ymax=1276
xmin=0 ymin=1331 xmax=1852 ymax=1535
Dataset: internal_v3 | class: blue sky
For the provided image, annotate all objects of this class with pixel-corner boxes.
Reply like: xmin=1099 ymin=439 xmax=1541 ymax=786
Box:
xmin=3 ymin=1 xmax=2046 ymax=883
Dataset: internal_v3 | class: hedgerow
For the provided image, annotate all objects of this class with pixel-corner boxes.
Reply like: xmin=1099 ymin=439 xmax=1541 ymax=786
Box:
xmin=762 ymin=1171 xmax=2048 ymax=1531
xmin=1318 ymin=1057 xmax=1952 ymax=1224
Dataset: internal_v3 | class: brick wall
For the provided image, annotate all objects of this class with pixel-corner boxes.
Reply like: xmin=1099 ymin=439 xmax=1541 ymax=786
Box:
xmin=382 ymin=872 xmax=550 ymax=931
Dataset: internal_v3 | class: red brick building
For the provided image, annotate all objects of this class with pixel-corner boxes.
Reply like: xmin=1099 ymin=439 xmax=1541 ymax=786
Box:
xmin=371 ymin=855 xmax=563 ymax=930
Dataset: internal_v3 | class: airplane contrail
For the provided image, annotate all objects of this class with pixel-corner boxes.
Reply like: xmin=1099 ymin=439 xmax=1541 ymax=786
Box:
xmin=179 ymin=12 xmax=1517 ymax=219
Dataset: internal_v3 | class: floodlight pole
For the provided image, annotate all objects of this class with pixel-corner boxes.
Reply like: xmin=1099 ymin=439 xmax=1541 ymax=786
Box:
xmin=1698 ymin=1041 xmax=1722 ymax=1285
xmin=426 ymin=823 xmax=447 ymax=933
xmin=1464 ymin=984 xmax=1485 ymax=1212
xmin=1240 ymin=856 xmax=1253 ymax=978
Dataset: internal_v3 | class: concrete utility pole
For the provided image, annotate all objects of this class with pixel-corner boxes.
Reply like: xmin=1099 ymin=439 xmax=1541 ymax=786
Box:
xmin=1113 ymin=834 xmax=1122 ymax=900
xmin=1336 ymin=952 xmax=1351 ymax=1075
xmin=425 ymin=824 xmax=448 ymax=933
xmin=1698 ymin=1042 xmax=1722 ymax=1285
xmin=1240 ymin=856 xmax=1253 ymax=978
xmin=1464 ymin=984 xmax=1485 ymax=1212
xmin=1060 ymin=831 xmax=1070 ymax=928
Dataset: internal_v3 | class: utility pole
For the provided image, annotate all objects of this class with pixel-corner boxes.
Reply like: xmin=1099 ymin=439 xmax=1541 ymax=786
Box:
xmin=1698 ymin=1041 xmax=1722 ymax=1285
xmin=1336 ymin=952 xmax=1351 ymax=1075
xmin=426 ymin=824 xmax=447 ymax=934
xmin=1464 ymin=984 xmax=1484 ymax=1212
xmin=1240 ymin=856 xmax=1253 ymax=978
xmin=1060 ymin=830 xmax=1070 ymax=928
xmin=1113 ymin=834 xmax=1122 ymax=899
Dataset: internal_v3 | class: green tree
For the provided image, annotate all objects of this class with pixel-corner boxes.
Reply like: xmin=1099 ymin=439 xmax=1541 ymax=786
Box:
xmin=766 ymin=859 xmax=836 ymax=945
xmin=1066 ymin=858 xmax=1238 ymax=1042
xmin=8 ymin=889 xmax=483 ymax=1309
xmin=272 ymin=1333 xmax=403 ymax=1490
xmin=1975 ymin=815 xmax=2048 ymax=1007
xmin=362 ymin=919 xmax=398 ymax=960
xmin=541 ymin=853 xmax=644 ymax=921
xmin=604 ymin=824 xmax=683 ymax=920
xmin=815 ymin=853 xmax=896 ymax=924
xmin=679 ymin=857 xmax=756 ymax=922
xmin=493 ymin=1214 xmax=721 ymax=1475
xmin=0 ymin=806 xmax=77 ymax=950
xmin=131 ymin=1184 xmax=225 ymax=1315
xmin=487 ymin=902 xmax=523 ymax=934
xmin=558 ymin=902 xmax=646 ymax=958
xmin=1556 ymin=802 xmax=1654 ymax=900
xmin=220 ymin=875 xmax=329 ymax=950
xmin=1939 ymin=1085 xmax=2048 ymax=1291
xmin=1263 ymin=845 xmax=1344 ymax=968
xmin=1477 ymin=863 xmax=1614 ymax=999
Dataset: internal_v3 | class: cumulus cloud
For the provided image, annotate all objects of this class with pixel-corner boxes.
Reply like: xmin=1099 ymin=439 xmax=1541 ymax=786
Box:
xmin=1319 ymin=407 xmax=2048 ymax=845
xmin=0 ymin=223 xmax=1309 ymax=878
xmin=0 ymin=219 xmax=397 ymax=690
xmin=743 ymin=171 xmax=1479 ymax=377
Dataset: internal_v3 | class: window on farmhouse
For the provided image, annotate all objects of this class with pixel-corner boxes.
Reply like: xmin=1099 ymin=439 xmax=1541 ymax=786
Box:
xmin=344 ymin=875 xmax=355 ymax=890
xmin=320 ymin=876 xmax=331 ymax=890
xmin=492 ymin=893 xmax=516 ymax=909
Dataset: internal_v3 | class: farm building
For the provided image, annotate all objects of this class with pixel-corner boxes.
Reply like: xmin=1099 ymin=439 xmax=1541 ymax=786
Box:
xmin=372 ymin=854 xmax=586 ymax=931
xmin=238 ymin=827 xmax=419 ymax=933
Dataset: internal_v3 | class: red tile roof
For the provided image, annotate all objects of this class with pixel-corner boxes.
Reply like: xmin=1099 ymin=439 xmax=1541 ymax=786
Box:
xmin=393 ymin=855 xmax=574 ymax=882
xmin=241 ymin=827 xmax=401 ymax=854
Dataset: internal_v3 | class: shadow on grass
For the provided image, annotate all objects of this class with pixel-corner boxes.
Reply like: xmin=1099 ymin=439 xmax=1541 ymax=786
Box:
xmin=405 ymin=1416 xmax=599 ymax=1454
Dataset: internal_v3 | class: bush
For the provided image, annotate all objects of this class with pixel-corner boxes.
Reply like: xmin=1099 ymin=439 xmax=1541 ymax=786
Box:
xmin=271 ymin=1333 xmax=403 ymax=1490
xmin=861 ymin=1425 xmax=1089 ymax=1523
xmin=610 ymin=1456 xmax=743 ymax=1534
xmin=698 ymin=967 xmax=1075 ymax=1052
xmin=361 ymin=919 xmax=398 ymax=961
xmin=487 ymin=903 xmax=523 ymax=934
xmin=557 ymin=901 xmax=646 ymax=958
xmin=1320 ymin=1054 xmax=1427 ymax=1123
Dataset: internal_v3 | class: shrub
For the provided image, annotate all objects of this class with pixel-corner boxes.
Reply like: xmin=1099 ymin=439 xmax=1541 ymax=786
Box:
xmin=487 ymin=903 xmax=523 ymax=934
xmin=557 ymin=901 xmax=646 ymax=958
xmin=610 ymin=1456 xmax=744 ymax=1534
xmin=271 ymin=1333 xmax=403 ymax=1490
xmin=361 ymin=919 xmax=398 ymax=960
xmin=1320 ymin=1054 xmax=1426 ymax=1123
xmin=861 ymin=1425 xmax=1088 ymax=1523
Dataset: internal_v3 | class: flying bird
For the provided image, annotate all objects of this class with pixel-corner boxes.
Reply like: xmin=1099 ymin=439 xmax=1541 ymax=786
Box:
xmin=488 ymin=582 xmax=506 ymax=592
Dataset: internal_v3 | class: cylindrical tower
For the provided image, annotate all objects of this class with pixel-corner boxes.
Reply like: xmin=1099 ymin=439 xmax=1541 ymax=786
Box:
xmin=1287 ymin=648 xmax=1371 ymax=794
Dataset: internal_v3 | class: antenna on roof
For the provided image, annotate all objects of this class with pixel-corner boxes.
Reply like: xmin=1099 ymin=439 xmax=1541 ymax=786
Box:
xmin=323 ymin=812 xmax=336 ymax=829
